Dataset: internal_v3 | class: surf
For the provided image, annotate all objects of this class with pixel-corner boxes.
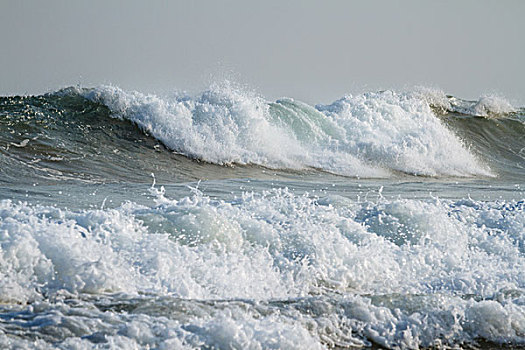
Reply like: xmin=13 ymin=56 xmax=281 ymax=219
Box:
xmin=1 ymin=84 xmax=523 ymax=184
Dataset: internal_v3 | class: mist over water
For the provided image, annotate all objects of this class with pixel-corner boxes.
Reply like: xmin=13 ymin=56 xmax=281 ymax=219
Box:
xmin=0 ymin=84 xmax=524 ymax=349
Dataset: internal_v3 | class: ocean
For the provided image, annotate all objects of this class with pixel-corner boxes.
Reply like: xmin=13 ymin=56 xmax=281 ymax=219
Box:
xmin=0 ymin=83 xmax=523 ymax=349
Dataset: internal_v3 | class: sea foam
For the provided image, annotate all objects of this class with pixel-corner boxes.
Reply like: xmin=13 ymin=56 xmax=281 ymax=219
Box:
xmin=0 ymin=189 xmax=523 ymax=347
xmin=83 ymin=84 xmax=492 ymax=177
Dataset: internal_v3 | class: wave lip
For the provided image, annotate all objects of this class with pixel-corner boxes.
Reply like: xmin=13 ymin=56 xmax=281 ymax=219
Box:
xmin=83 ymin=84 xmax=492 ymax=178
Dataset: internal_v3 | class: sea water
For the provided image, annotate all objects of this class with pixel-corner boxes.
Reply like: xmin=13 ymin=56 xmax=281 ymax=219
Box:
xmin=0 ymin=83 xmax=523 ymax=349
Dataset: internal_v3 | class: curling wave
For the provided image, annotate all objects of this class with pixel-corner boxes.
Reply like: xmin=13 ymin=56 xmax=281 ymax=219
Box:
xmin=83 ymin=84 xmax=493 ymax=177
xmin=2 ymin=84 xmax=524 ymax=184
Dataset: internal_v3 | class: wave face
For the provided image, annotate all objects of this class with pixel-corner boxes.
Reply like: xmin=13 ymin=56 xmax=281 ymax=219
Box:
xmin=2 ymin=84 xmax=524 ymax=183
xmin=0 ymin=188 xmax=524 ymax=348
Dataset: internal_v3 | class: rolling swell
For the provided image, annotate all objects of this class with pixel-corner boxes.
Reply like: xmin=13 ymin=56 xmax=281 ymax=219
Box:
xmin=0 ymin=85 xmax=523 ymax=183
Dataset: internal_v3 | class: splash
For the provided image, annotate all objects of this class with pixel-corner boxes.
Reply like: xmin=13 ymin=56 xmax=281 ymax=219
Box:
xmin=0 ymin=188 xmax=523 ymax=347
xmin=83 ymin=84 xmax=492 ymax=177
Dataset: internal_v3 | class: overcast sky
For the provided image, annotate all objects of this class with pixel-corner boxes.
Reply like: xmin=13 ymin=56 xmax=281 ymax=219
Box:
xmin=1 ymin=0 xmax=524 ymax=104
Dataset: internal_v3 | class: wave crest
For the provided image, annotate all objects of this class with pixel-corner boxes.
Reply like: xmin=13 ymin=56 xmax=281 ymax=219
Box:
xmin=413 ymin=87 xmax=517 ymax=117
xmin=83 ymin=85 xmax=492 ymax=177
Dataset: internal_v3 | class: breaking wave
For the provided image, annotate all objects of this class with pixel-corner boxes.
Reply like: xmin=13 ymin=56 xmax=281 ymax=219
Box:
xmin=0 ymin=188 xmax=523 ymax=348
xmin=2 ymin=84 xmax=524 ymax=184
xmin=83 ymin=84 xmax=492 ymax=177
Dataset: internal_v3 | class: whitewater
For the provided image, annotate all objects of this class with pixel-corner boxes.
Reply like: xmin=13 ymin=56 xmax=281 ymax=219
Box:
xmin=0 ymin=84 xmax=524 ymax=349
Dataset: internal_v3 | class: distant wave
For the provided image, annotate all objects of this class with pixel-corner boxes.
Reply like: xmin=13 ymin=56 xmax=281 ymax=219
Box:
xmin=2 ymin=84 xmax=524 ymax=183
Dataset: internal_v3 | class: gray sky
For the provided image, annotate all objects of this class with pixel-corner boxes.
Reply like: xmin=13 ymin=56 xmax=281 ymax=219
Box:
xmin=1 ymin=0 xmax=524 ymax=105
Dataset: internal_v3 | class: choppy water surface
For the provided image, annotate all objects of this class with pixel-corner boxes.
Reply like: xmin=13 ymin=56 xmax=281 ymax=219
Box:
xmin=0 ymin=84 xmax=524 ymax=349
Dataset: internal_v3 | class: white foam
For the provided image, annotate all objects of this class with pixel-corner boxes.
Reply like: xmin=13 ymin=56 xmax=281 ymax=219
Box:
xmin=471 ymin=95 xmax=516 ymax=117
xmin=410 ymin=87 xmax=516 ymax=117
xmin=411 ymin=86 xmax=452 ymax=111
xmin=84 ymin=84 xmax=491 ymax=177
xmin=3 ymin=190 xmax=523 ymax=300
xmin=316 ymin=91 xmax=491 ymax=176
xmin=83 ymin=83 xmax=380 ymax=178
xmin=0 ymin=190 xmax=524 ymax=347
xmin=443 ymin=93 xmax=516 ymax=117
